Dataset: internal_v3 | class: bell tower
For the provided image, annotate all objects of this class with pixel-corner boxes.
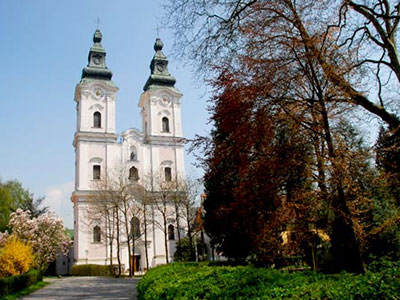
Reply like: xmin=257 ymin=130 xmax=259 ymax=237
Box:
xmin=139 ymin=38 xmax=185 ymax=182
xmin=73 ymin=29 xmax=119 ymax=192
xmin=139 ymin=38 xmax=183 ymax=138
xmin=72 ymin=29 xmax=119 ymax=265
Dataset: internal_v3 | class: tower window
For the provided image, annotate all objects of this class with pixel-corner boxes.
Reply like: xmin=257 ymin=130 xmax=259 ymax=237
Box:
xmin=93 ymin=225 xmax=101 ymax=243
xmin=129 ymin=166 xmax=139 ymax=181
xmin=130 ymin=151 xmax=137 ymax=161
xmin=131 ymin=217 xmax=141 ymax=239
xmin=93 ymin=112 xmax=101 ymax=128
xmin=164 ymin=167 xmax=172 ymax=182
xmin=168 ymin=224 xmax=175 ymax=240
xmin=93 ymin=165 xmax=101 ymax=180
xmin=162 ymin=117 xmax=170 ymax=133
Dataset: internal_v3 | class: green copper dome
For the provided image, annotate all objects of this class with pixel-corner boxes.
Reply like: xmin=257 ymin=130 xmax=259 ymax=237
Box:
xmin=143 ymin=38 xmax=176 ymax=91
xmin=81 ymin=29 xmax=113 ymax=81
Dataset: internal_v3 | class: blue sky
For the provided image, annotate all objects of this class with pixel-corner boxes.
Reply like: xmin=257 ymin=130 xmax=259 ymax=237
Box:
xmin=0 ymin=1 xmax=210 ymax=228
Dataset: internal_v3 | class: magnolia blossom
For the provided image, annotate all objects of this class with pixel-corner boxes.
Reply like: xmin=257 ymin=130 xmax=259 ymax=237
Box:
xmin=7 ymin=209 xmax=72 ymax=270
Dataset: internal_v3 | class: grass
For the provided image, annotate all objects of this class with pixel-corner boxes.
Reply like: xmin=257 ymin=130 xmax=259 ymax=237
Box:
xmin=0 ymin=280 xmax=49 ymax=300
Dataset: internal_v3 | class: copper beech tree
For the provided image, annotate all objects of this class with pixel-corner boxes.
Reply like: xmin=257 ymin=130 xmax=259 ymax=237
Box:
xmin=166 ymin=0 xmax=400 ymax=272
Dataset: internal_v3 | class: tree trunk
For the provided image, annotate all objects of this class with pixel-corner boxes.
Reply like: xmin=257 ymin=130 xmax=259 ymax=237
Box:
xmin=163 ymin=212 xmax=169 ymax=264
xmin=115 ymin=207 xmax=122 ymax=277
xmin=186 ymin=215 xmax=195 ymax=261
xmin=143 ymin=204 xmax=149 ymax=270
xmin=175 ymin=202 xmax=182 ymax=255
xmin=108 ymin=209 xmax=114 ymax=273
xmin=311 ymin=244 xmax=317 ymax=272
xmin=301 ymin=38 xmax=364 ymax=272
xmin=123 ymin=204 xmax=132 ymax=277
xmin=318 ymin=97 xmax=364 ymax=273
xmin=132 ymin=238 xmax=135 ymax=276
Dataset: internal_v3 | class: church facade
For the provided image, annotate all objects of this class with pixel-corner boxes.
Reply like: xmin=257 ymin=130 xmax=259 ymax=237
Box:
xmin=71 ymin=29 xmax=186 ymax=271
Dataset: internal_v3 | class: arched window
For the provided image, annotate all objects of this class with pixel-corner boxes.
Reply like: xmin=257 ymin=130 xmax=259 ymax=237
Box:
xmin=93 ymin=225 xmax=101 ymax=243
xmin=162 ymin=117 xmax=169 ymax=132
xmin=168 ymin=224 xmax=175 ymax=240
xmin=129 ymin=166 xmax=139 ymax=181
xmin=93 ymin=112 xmax=101 ymax=128
xmin=130 ymin=151 xmax=137 ymax=161
xmin=164 ymin=167 xmax=172 ymax=182
xmin=131 ymin=217 xmax=141 ymax=239
xmin=93 ymin=165 xmax=101 ymax=180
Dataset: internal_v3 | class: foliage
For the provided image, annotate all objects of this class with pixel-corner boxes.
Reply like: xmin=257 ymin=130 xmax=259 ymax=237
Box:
xmin=0 ymin=179 xmax=48 ymax=232
xmin=164 ymin=0 xmax=400 ymax=273
xmin=1 ymin=280 xmax=48 ymax=300
xmin=7 ymin=209 xmax=71 ymax=271
xmin=137 ymin=262 xmax=400 ymax=300
xmin=0 ymin=236 xmax=33 ymax=277
xmin=202 ymin=73 xmax=316 ymax=265
xmin=71 ymin=264 xmax=114 ymax=276
xmin=174 ymin=236 xmax=208 ymax=262
xmin=376 ymin=126 xmax=400 ymax=205
xmin=0 ymin=269 xmax=43 ymax=298
xmin=0 ymin=186 xmax=13 ymax=233
xmin=174 ymin=236 xmax=193 ymax=262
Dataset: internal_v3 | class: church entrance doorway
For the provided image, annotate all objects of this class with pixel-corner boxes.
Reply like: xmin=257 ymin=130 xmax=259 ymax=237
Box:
xmin=130 ymin=255 xmax=141 ymax=272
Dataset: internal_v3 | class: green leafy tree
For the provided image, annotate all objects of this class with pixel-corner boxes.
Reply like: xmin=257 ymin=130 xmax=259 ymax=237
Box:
xmin=0 ymin=179 xmax=48 ymax=231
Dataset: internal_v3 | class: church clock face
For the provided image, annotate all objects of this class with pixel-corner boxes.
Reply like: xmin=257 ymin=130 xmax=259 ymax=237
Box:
xmin=156 ymin=63 xmax=164 ymax=72
xmin=160 ymin=95 xmax=171 ymax=107
xmin=92 ymin=87 xmax=104 ymax=99
xmin=93 ymin=56 xmax=102 ymax=65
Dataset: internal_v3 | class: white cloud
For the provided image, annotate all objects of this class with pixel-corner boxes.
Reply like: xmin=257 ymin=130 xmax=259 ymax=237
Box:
xmin=44 ymin=181 xmax=74 ymax=229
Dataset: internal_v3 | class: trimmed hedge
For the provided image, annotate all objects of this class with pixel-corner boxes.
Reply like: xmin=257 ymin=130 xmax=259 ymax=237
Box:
xmin=71 ymin=264 xmax=113 ymax=276
xmin=137 ymin=262 xmax=400 ymax=300
xmin=0 ymin=269 xmax=43 ymax=297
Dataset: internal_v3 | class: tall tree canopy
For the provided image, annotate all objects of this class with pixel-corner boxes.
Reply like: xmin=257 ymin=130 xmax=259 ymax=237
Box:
xmin=165 ymin=0 xmax=399 ymax=128
xmin=165 ymin=0 xmax=400 ymax=272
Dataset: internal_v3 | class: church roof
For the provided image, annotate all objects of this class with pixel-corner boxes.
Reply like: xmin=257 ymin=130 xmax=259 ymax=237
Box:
xmin=143 ymin=38 xmax=176 ymax=91
xmin=81 ymin=29 xmax=113 ymax=81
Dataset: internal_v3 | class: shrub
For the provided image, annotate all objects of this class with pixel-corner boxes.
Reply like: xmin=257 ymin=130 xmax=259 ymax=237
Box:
xmin=0 ymin=269 xmax=42 ymax=297
xmin=71 ymin=264 xmax=113 ymax=276
xmin=0 ymin=236 xmax=33 ymax=277
xmin=137 ymin=262 xmax=400 ymax=300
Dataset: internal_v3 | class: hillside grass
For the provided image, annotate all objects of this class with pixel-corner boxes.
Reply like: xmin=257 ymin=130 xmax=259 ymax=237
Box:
xmin=137 ymin=262 xmax=400 ymax=300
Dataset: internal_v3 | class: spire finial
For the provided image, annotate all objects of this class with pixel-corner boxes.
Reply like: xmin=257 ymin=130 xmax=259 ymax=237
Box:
xmin=156 ymin=25 xmax=160 ymax=37
xmin=81 ymin=29 xmax=112 ymax=81
xmin=154 ymin=38 xmax=163 ymax=51
xmin=143 ymin=38 xmax=176 ymax=91
xmin=93 ymin=28 xmax=102 ymax=43
xmin=96 ymin=17 xmax=101 ymax=29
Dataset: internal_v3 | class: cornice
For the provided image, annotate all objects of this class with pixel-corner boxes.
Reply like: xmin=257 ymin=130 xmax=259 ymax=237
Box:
xmin=75 ymin=80 xmax=119 ymax=102
xmin=73 ymin=131 xmax=118 ymax=147
xmin=138 ymin=88 xmax=182 ymax=108
xmin=144 ymin=135 xmax=185 ymax=147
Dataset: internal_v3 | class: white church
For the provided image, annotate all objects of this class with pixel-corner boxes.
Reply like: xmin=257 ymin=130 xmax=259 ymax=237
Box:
xmin=71 ymin=29 xmax=186 ymax=272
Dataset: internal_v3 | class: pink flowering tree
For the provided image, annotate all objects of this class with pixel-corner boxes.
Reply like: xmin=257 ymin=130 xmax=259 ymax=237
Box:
xmin=0 ymin=231 xmax=9 ymax=247
xmin=7 ymin=209 xmax=71 ymax=271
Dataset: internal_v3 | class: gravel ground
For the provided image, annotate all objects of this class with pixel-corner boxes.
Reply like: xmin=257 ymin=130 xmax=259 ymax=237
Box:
xmin=19 ymin=276 xmax=139 ymax=300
